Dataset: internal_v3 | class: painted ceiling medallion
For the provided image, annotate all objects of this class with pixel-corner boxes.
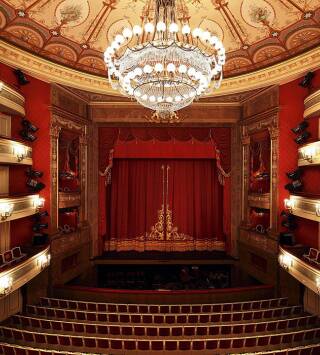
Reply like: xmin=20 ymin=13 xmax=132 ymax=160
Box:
xmin=0 ymin=0 xmax=319 ymax=82
xmin=105 ymin=0 xmax=225 ymax=121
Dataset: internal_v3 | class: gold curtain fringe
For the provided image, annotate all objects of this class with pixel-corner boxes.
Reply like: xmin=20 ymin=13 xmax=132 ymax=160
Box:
xmin=99 ymin=149 xmax=114 ymax=185
xmin=105 ymin=238 xmax=225 ymax=252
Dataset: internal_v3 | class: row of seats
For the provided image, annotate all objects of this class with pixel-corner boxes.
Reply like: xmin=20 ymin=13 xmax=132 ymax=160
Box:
xmin=0 ymin=247 xmax=26 ymax=270
xmin=1 ymin=341 xmax=320 ymax=355
xmin=26 ymin=304 xmax=303 ymax=324
xmin=303 ymin=248 xmax=320 ymax=266
xmin=10 ymin=313 xmax=318 ymax=337
xmin=39 ymin=296 xmax=288 ymax=313
xmin=1 ymin=325 xmax=319 ymax=352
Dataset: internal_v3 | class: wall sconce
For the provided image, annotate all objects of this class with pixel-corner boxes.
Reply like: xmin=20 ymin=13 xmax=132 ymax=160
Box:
xmin=0 ymin=275 xmax=13 ymax=296
xmin=0 ymin=203 xmax=14 ymax=221
xmin=316 ymin=204 xmax=320 ymax=217
xmin=33 ymin=197 xmax=45 ymax=211
xmin=37 ymin=253 xmax=50 ymax=270
xmin=279 ymin=254 xmax=293 ymax=270
xmin=316 ymin=278 xmax=320 ymax=294
xmin=302 ymin=146 xmax=316 ymax=163
xmin=284 ymin=198 xmax=294 ymax=211
xmin=0 ymin=82 xmax=3 ymax=92
xmin=13 ymin=144 xmax=27 ymax=162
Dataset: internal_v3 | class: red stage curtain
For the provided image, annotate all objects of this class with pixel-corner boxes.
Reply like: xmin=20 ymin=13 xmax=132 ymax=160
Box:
xmin=106 ymin=159 xmax=224 ymax=252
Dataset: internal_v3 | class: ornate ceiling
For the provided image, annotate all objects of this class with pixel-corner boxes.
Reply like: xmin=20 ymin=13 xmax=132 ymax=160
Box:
xmin=0 ymin=0 xmax=319 ymax=80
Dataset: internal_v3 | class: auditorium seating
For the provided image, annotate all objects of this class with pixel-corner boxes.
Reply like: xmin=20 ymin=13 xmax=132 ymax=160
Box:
xmin=0 ymin=296 xmax=319 ymax=354
xmin=0 ymin=247 xmax=27 ymax=270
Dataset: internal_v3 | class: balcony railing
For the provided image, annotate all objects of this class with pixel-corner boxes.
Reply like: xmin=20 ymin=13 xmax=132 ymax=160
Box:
xmin=0 ymin=138 xmax=32 ymax=165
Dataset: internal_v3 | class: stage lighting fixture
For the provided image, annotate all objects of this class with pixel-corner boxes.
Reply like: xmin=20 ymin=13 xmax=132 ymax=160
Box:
xmin=286 ymin=168 xmax=302 ymax=180
xmin=291 ymin=121 xmax=308 ymax=134
xmin=32 ymin=233 xmax=49 ymax=246
xmin=22 ymin=119 xmax=38 ymax=132
xmin=27 ymin=178 xmax=45 ymax=192
xmin=294 ymin=131 xmax=311 ymax=145
xmin=299 ymin=71 xmax=315 ymax=88
xmin=26 ymin=168 xmax=43 ymax=178
xmin=13 ymin=69 xmax=30 ymax=86
xmin=34 ymin=211 xmax=49 ymax=221
xmin=279 ymin=232 xmax=295 ymax=246
xmin=281 ymin=220 xmax=297 ymax=230
xmin=280 ymin=210 xmax=296 ymax=221
xmin=33 ymin=223 xmax=48 ymax=232
xmin=284 ymin=180 xmax=303 ymax=192
xmin=20 ymin=130 xmax=37 ymax=142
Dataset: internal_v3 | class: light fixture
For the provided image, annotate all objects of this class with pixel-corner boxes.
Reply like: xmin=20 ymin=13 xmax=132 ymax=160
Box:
xmin=0 ymin=203 xmax=14 ymax=221
xmin=284 ymin=198 xmax=294 ymax=211
xmin=302 ymin=146 xmax=316 ymax=162
xmin=13 ymin=144 xmax=27 ymax=162
xmin=104 ymin=0 xmax=225 ymax=123
xmin=0 ymin=82 xmax=3 ymax=92
xmin=0 ymin=275 xmax=13 ymax=296
xmin=37 ymin=253 xmax=50 ymax=270
xmin=279 ymin=254 xmax=293 ymax=270
xmin=33 ymin=197 xmax=45 ymax=210
xmin=316 ymin=204 xmax=320 ymax=217
xmin=316 ymin=277 xmax=320 ymax=294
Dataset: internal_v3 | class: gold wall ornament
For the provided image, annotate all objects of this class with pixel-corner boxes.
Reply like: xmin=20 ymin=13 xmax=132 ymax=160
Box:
xmin=146 ymin=110 xmax=182 ymax=124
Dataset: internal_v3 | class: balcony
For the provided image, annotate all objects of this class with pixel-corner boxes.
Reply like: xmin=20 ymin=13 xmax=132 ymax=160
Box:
xmin=285 ymin=194 xmax=320 ymax=223
xmin=279 ymin=246 xmax=320 ymax=295
xmin=58 ymin=192 xmax=81 ymax=209
xmin=298 ymin=141 xmax=320 ymax=167
xmin=0 ymin=246 xmax=50 ymax=298
xmin=0 ymin=81 xmax=25 ymax=116
xmin=304 ymin=88 xmax=320 ymax=119
xmin=0 ymin=194 xmax=43 ymax=223
xmin=248 ymin=193 xmax=270 ymax=209
xmin=0 ymin=138 xmax=32 ymax=165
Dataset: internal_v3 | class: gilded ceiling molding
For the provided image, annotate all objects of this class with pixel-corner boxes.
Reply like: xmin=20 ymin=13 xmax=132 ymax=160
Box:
xmin=0 ymin=41 xmax=320 ymax=96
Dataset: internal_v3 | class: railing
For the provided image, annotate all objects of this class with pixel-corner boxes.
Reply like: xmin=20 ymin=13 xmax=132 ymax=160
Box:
xmin=0 ymin=80 xmax=25 ymax=116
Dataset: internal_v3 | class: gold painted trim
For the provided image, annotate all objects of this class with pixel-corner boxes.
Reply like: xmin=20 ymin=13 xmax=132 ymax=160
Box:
xmin=0 ymin=80 xmax=25 ymax=116
xmin=90 ymin=101 xmax=241 ymax=108
xmin=304 ymin=89 xmax=320 ymax=119
xmin=58 ymin=192 xmax=81 ymax=209
xmin=0 ymin=138 xmax=32 ymax=165
xmin=0 ymin=194 xmax=39 ymax=223
xmin=289 ymin=195 xmax=320 ymax=223
xmin=279 ymin=246 xmax=320 ymax=295
xmin=298 ymin=141 xmax=320 ymax=167
xmin=0 ymin=246 xmax=50 ymax=298
xmin=0 ymin=41 xmax=320 ymax=96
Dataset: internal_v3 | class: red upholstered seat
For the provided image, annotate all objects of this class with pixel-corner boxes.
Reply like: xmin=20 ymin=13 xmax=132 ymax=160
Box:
xmin=251 ymin=301 xmax=260 ymax=309
xmin=233 ymin=303 xmax=241 ymax=311
xmin=118 ymin=305 xmax=127 ymax=312
xmin=264 ymin=310 xmax=272 ymax=318
xmin=179 ymin=341 xmax=191 ymax=351
xmin=85 ymin=324 xmax=96 ymax=334
xmin=165 ymin=315 xmax=175 ymax=324
xmin=30 ymin=318 xmax=40 ymax=328
xmin=107 ymin=304 xmax=117 ymax=312
xmin=65 ymin=310 xmax=75 ymax=319
xmin=152 ymin=341 xmax=163 ymax=351
xmin=257 ymin=336 xmax=269 ymax=347
xmin=282 ymin=333 xmax=293 ymax=343
xmin=122 ymin=326 xmax=133 ymax=335
xmin=279 ymin=298 xmax=288 ymax=306
xmin=199 ymin=314 xmax=209 ymax=323
xmin=267 ymin=322 xmax=277 ymax=331
xmin=283 ymin=307 xmax=291 ymax=316
xmin=212 ymin=305 xmax=221 ymax=312
xmin=108 ymin=314 xmax=118 ymax=322
xmin=165 ymin=341 xmax=177 ymax=351
xmin=278 ymin=320 xmax=287 ymax=329
xmin=138 ymin=341 xmax=150 ymax=351
xmin=110 ymin=326 xmax=120 ymax=335
xmin=59 ymin=335 xmax=70 ymax=346
xmin=131 ymin=314 xmax=141 ymax=323
xmin=221 ymin=313 xmax=232 ymax=322
xmin=196 ymin=326 xmax=207 ymax=336
xmin=160 ymin=305 xmax=169 ymax=313
xmin=128 ymin=305 xmax=138 ymax=313
xmin=124 ymin=340 xmax=136 ymax=350
xmin=1 ymin=345 xmax=15 ymax=355
xmin=87 ymin=312 xmax=96 ymax=321
xmin=253 ymin=311 xmax=262 ymax=320
xmin=40 ymin=320 xmax=50 ymax=330
xmin=159 ymin=327 xmax=170 ymax=336
xmin=142 ymin=315 xmax=152 ymax=323
xmin=59 ymin=300 xmax=68 ymax=308
xmin=233 ymin=338 xmax=244 ymax=348
xmin=134 ymin=327 xmax=145 ymax=336
xmin=23 ymin=332 xmax=34 ymax=342
xmin=191 ymin=305 xmax=201 ymax=313
xmin=87 ymin=303 xmax=96 ymax=311
xmin=12 ymin=329 xmax=22 ymax=340
xmin=110 ymin=340 xmax=122 ymax=350
xmin=293 ymin=332 xmax=304 ymax=342
xmin=193 ymin=340 xmax=205 ymax=350
xmin=242 ymin=303 xmax=250 ymax=310
xmin=245 ymin=338 xmax=256 ymax=347
xmin=261 ymin=300 xmax=269 ymax=308
xmin=55 ymin=309 xmax=64 ymax=319
xmin=270 ymin=335 xmax=281 ymax=345
xmin=154 ymin=315 xmax=164 ymax=323
xmin=97 ymin=325 xmax=108 ymax=334
xmin=50 ymin=299 xmax=59 ymax=307
xmin=219 ymin=339 xmax=231 ymax=349
xmin=232 ymin=313 xmax=242 ymax=321
xmin=150 ymin=305 xmax=159 ymax=313
xmin=202 ymin=305 xmax=211 ymax=312
xmin=273 ymin=308 xmax=282 ymax=317
xmin=222 ymin=304 xmax=232 ymax=311
xmin=177 ymin=315 xmax=187 ymax=323
xmin=298 ymin=317 xmax=307 ymax=327
xmin=184 ymin=327 xmax=195 ymax=336
xmin=171 ymin=327 xmax=183 ymax=337
xmin=68 ymin=300 xmax=77 ymax=309
xmin=11 ymin=315 xmax=20 ymax=325
xmin=47 ymin=335 xmax=58 ymax=345
xmin=97 ymin=339 xmax=109 ymax=349
xmin=171 ymin=305 xmax=179 ymax=313
xmin=74 ymin=323 xmax=85 ymax=333
xmin=147 ymin=327 xmax=158 ymax=336
xmin=71 ymin=337 xmax=83 ymax=347
xmin=46 ymin=308 xmax=55 ymax=318
xmin=233 ymin=325 xmax=243 ymax=334
xmin=52 ymin=321 xmax=62 ymax=331
xmin=288 ymin=318 xmax=298 ymax=328
xmin=21 ymin=317 xmax=29 ymax=327
xmin=84 ymin=337 xmax=96 ymax=348
xmin=139 ymin=305 xmax=148 ymax=313
xmin=256 ymin=322 xmax=267 ymax=332
xmin=181 ymin=305 xmax=190 ymax=313
xmin=98 ymin=313 xmax=108 ymax=322
xmin=206 ymin=340 xmax=218 ymax=349
xmin=221 ymin=325 xmax=231 ymax=335
xmin=305 ymin=329 xmax=316 ymax=340
xmin=62 ymin=322 xmax=73 ymax=332
xmin=208 ymin=326 xmax=219 ymax=335
xmin=14 ymin=348 xmax=27 ymax=355
xmin=78 ymin=302 xmax=86 ymax=310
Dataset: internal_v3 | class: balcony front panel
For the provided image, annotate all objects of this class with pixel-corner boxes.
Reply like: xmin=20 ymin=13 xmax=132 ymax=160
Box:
xmin=0 ymin=194 xmax=40 ymax=223
xmin=0 ymin=138 xmax=32 ymax=165
xmin=0 ymin=81 xmax=25 ymax=116
xmin=288 ymin=195 xmax=320 ymax=223
xmin=58 ymin=192 xmax=81 ymax=209
xmin=304 ymin=88 xmax=320 ymax=119
xmin=248 ymin=193 xmax=270 ymax=209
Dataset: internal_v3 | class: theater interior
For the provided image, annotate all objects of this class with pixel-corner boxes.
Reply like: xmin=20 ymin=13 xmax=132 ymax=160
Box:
xmin=0 ymin=0 xmax=320 ymax=354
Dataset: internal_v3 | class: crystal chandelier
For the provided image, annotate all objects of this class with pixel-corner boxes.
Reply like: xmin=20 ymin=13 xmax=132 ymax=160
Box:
xmin=104 ymin=0 xmax=225 ymax=122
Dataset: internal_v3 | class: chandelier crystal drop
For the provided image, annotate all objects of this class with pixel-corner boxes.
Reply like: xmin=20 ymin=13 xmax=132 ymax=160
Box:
xmin=104 ymin=0 xmax=225 ymax=122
